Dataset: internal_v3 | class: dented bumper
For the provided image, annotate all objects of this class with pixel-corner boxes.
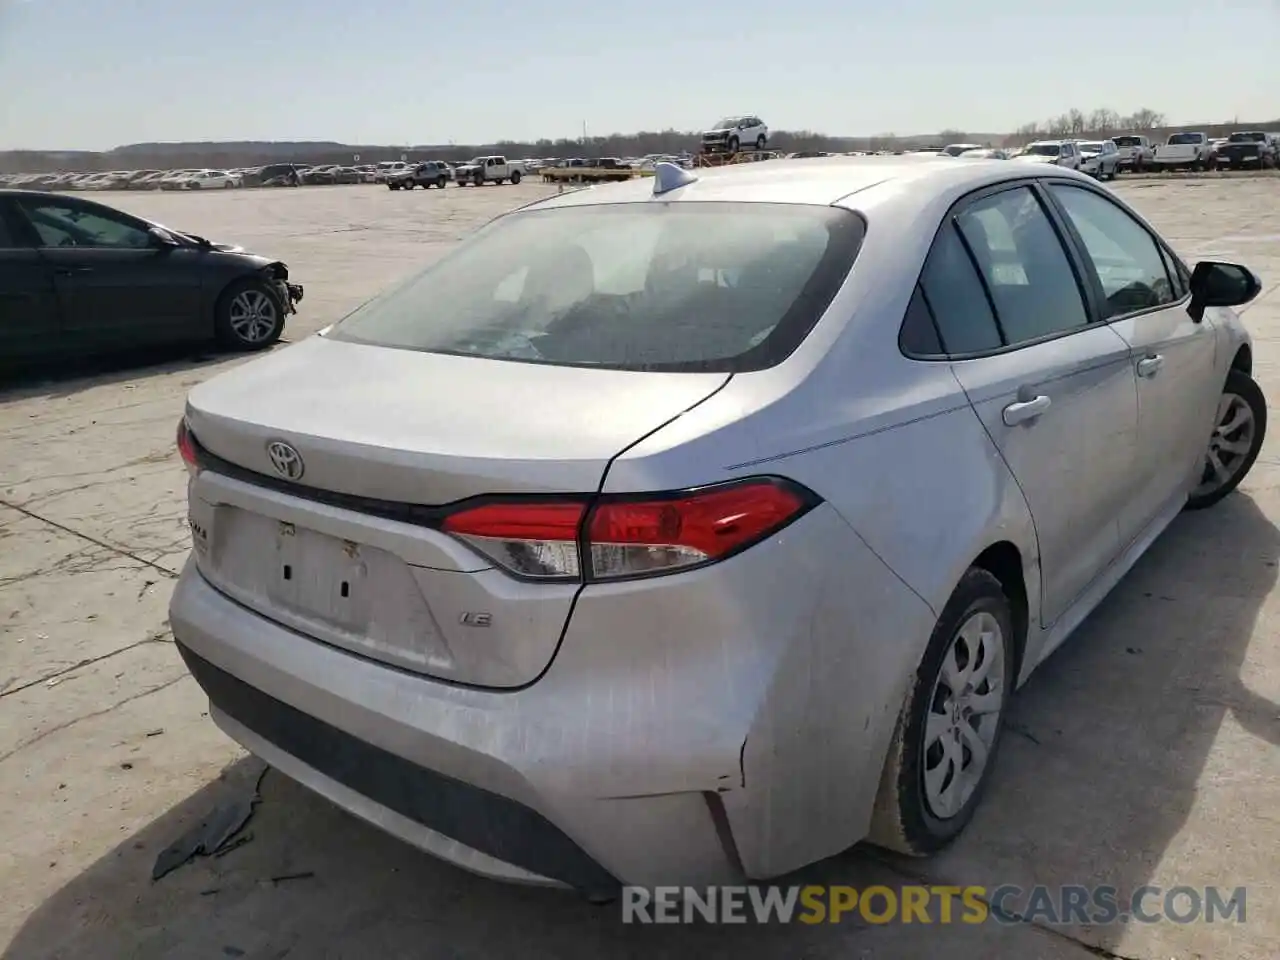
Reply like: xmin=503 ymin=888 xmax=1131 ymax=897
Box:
xmin=169 ymin=502 xmax=933 ymax=889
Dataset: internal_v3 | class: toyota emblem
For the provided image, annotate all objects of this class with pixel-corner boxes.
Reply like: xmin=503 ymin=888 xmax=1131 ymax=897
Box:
xmin=266 ymin=440 xmax=305 ymax=480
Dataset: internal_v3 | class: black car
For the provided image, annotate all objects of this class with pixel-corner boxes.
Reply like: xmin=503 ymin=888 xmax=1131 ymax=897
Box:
xmin=387 ymin=161 xmax=450 ymax=190
xmin=0 ymin=190 xmax=303 ymax=370
xmin=250 ymin=163 xmax=304 ymax=187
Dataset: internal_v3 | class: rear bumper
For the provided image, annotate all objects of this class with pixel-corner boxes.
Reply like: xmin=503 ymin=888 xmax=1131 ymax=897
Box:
xmin=170 ymin=560 xmax=745 ymax=891
xmin=169 ymin=501 xmax=935 ymax=889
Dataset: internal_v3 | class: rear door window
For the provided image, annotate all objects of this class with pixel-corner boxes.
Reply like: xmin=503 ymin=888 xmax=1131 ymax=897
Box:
xmin=918 ymin=224 xmax=1003 ymax=354
xmin=954 ymin=187 xmax=1089 ymax=346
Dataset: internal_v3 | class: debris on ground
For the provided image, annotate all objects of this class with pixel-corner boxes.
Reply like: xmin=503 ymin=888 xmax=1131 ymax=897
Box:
xmin=151 ymin=767 xmax=267 ymax=881
xmin=268 ymin=871 xmax=315 ymax=885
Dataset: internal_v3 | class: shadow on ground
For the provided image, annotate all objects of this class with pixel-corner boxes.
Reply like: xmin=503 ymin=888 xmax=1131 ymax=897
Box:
xmin=885 ymin=491 xmax=1280 ymax=955
xmin=0 ymin=340 xmax=292 ymax=403
xmin=5 ymin=496 xmax=1277 ymax=959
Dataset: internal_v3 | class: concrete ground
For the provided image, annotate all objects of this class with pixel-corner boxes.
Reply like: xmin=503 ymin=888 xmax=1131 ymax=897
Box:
xmin=2 ymin=176 xmax=1278 ymax=960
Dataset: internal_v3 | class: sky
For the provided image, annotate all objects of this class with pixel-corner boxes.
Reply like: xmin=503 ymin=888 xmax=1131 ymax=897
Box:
xmin=1 ymin=0 xmax=1278 ymax=151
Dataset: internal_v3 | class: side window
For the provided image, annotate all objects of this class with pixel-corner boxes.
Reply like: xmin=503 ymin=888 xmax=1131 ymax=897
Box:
xmin=899 ymin=285 xmax=944 ymax=356
xmin=1048 ymin=184 xmax=1177 ymax=316
xmin=1159 ymin=244 xmax=1190 ymax=299
xmin=955 ymin=186 xmax=1089 ymax=345
xmin=18 ymin=199 xmax=152 ymax=249
xmin=919 ymin=221 xmax=1003 ymax=354
xmin=0 ymin=202 xmax=21 ymax=248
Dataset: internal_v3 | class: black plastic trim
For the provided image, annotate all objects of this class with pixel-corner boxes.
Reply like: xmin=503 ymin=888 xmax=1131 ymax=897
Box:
xmin=177 ymin=642 xmax=620 ymax=893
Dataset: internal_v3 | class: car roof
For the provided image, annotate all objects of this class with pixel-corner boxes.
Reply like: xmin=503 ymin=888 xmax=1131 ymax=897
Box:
xmin=525 ymin=154 xmax=1087 ymax=211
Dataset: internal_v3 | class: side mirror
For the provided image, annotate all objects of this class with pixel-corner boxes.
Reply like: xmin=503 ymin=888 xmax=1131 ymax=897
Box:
xmin=1188 ymin=261 xmax=1262 ymax=322
xmin=148 ymin=226 xmax=179 ymax=249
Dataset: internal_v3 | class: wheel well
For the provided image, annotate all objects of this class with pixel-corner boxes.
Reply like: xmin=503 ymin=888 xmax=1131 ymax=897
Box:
xmin=971 ymin=542 xmax=1028 ymax=676
xmin=1232 ymin=344 xmax=1252 ymax=375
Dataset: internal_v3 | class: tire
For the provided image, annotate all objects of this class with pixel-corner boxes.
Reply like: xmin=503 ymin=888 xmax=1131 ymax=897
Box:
xmin=214 ymin=279 xmax=285 ymax=352
xmin=494 ymin=178 xmax=505 ymax=185
xmin=868 ymin=567 xmax=1016 ymax=856
xmin=474 ymin=174 xmax=484 ymax=187
xmin=727 ymin=136 xmax=739 ymax=153
xmin=437 ymin=177 xmax=447 ymax=188
xmin=755 ymin=135 xmax=766 ymax=150
xmin=510 ymin=170 xmax=522 ymax=184
xmin=223 ymin=181 xmax=234 ymax=189
xmin=1185 ymin=369 xmax=1267 ymax=510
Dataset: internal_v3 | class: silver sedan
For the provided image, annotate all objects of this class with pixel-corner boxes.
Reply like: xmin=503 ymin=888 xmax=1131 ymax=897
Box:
xmin=170 ymin=156 xmax=1266 ymax=896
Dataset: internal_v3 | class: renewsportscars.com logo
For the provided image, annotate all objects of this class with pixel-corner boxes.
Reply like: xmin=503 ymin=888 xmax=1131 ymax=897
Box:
xmin=621 ymin=884 xmax=1248 ymax=926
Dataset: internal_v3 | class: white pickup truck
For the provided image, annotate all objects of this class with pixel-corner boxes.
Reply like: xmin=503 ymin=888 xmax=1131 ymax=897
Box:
xmin=453 ymin=156 xmax=524 ymax=186
xmin=1152 ymin=132 xmax=1212 ymax=170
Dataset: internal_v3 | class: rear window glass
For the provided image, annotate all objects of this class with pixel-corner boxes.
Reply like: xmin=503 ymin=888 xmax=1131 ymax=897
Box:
xmin=1227 ymin=132 xmax=1266 ymax=142
xmin=1168 ymin=133 xmax=1203 ymax=145
xmin=1112 ymin=136 xmax=1141 ymax=146
xmin=328 ymin=202 xmax=865 ymax=373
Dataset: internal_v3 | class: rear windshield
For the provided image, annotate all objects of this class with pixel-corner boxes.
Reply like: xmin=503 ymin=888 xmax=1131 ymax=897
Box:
xmin=1168 ymin=133 xmax=1203 ymax=145
xmin=1112 ymin=136 xmax=1141 ymax=146
xmin=1027 ymin=143 xmax=1061 ymax=156
xmin=1228 ymin=132 xmax=1266 ymax=142
xmin=328 ymin=202 xmax=865 ymax=373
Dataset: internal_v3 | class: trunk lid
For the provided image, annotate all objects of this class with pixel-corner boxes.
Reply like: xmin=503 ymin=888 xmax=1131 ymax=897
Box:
xmin=183 ymin=335 xmax=729 ymax=688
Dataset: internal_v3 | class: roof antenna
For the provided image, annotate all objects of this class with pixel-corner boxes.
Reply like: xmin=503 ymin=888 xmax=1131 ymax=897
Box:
xmin=652 ymin=161 xmax=697 ymax=197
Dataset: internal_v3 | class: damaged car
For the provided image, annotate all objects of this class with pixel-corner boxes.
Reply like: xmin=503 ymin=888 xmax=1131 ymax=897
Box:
xmin=0 ymin=189 xmax=302 ymax=369
xmin=169 ymin=158 xmax=1264 ymax=898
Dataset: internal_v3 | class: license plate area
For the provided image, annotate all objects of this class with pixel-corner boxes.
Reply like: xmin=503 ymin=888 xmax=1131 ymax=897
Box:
xmin=208 ymin=506 xmax=453 ymax=672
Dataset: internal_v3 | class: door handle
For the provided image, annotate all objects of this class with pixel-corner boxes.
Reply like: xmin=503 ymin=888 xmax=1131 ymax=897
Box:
xmin=1003 ymin=394 xmax=1051 ymax=426
xmin=1136 ymin=354 xmax=1164 ymax=378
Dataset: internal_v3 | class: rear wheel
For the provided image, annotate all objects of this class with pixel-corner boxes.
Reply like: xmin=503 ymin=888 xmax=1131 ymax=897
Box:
xmin=869 ymin=568 xmax=1015 ymax=855
xmin=755 ymin=135 xmax=766 ymax=150
xmin=437 ymin=177 xmax=447 ymax=188
xmin=510 ymin=169 xmax=522 ymax=184
xmin=215 ymin=279 xmax=285 ymax=352
xmin=1186 ymin=369 xmax=1267 ymax=510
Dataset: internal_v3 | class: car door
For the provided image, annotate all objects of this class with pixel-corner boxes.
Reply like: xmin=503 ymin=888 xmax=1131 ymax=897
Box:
xmin=1044 ymin=181 xmax=1221 ymax=544
xmin=14 ymin=194 xmax=204 ymax=351
xmin=0 ymin=198 xmax=63 ymax=366
xmin=928 ymin=182 xmax=1140 ymax=628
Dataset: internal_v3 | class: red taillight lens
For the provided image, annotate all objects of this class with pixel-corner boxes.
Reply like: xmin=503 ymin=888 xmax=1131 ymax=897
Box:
xmin=176 ymin=419 xmax=199 ymax=477
xmin=442 ymin=500 xmax=586 ymax=580
xmin=440 ymin=479 xmax=814 ymax=582
xmin=586 ymin=479 xmax=811 ymax=579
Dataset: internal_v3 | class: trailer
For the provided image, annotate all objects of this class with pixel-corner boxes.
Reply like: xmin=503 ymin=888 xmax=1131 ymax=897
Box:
xmin=540 ymin=158 xmax=641 ymax=183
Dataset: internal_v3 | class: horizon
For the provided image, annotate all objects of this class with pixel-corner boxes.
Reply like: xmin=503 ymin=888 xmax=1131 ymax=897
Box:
xmin=1 ymin=0 xmax=1277 ymax=152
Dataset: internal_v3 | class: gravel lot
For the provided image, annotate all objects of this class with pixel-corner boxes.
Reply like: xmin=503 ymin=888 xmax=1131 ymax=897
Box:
xmin=2 ymin=177 xmax=1279 ymax=960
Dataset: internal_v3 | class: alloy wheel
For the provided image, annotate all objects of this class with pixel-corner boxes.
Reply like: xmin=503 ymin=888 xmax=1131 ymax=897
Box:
xmin=921 ymin=611 xmax=1007 ymax=820
xmin=1193 ymin=392 xmax=1257 ymax=499
xmin=228 ymin=289 xmax=279 ymax=344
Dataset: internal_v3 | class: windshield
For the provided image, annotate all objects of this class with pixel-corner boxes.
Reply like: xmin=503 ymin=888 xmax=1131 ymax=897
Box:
xmin=1112 ymin=136 xmax=1141 ymax=146
xmin=714 ymin=118 xmax=741 ymax=129
xmin=1168 ymin=133 xmax=1203 ymax=145
xmin=1228 ymin=132 xmax=1266 ymax=142
xmin=1027 ymin=143 xmax=1062 ymax=156
xmin=1078 ymin=142 xmax=1103 ymax=152
xmin=328 ymin=203 xmax=865 ymax=373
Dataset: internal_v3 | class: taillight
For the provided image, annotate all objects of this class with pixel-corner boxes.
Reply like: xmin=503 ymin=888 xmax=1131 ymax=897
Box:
xmin=442 ymin=501 xmax=586 ymax=580
xmin=440 ymin=478 xmax=816 ymax=582
xmin=176 ymin=419 xmax=199 ymax=477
